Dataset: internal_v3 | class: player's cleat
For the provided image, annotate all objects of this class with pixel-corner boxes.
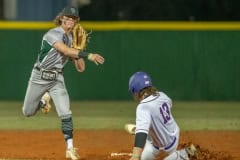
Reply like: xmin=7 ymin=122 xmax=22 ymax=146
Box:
xmin=66 ymin=147 xmax=81 ymax=160
xmin=186 ymin=144 xmax=197 ymax=159
xmin=40 ymin=92 xmax=52 ymax=114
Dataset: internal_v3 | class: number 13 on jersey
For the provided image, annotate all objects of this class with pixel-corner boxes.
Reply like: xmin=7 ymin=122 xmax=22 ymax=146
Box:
xmin=160 ymin=103 xmax=171 ymax=124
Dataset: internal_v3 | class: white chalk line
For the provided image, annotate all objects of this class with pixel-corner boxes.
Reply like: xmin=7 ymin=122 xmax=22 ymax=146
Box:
xmin=110 ymin=152 xmax=132 ymax=157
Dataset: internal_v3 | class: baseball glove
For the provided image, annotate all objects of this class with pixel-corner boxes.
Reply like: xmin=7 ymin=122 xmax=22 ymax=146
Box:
xmin=72 ymin=23 xmax=88 ymax=50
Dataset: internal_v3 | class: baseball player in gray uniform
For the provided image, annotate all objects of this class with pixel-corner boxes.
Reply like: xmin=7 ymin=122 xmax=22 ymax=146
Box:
xmin=128 ymin=72 xmax=197 ymax=160
xmin=22 ymin=6 xmax=104 ymax=160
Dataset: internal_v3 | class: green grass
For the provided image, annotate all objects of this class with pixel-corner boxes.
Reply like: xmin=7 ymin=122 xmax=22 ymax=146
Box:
xmin=0 ymin=101 xmax=239 ymax=130
xmin=172 ymin=101 xmax=240 ymax=130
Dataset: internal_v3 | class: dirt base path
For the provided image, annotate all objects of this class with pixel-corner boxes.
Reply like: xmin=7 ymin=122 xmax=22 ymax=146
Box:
xmin=0 ymin=130 xmax=239 ymax=160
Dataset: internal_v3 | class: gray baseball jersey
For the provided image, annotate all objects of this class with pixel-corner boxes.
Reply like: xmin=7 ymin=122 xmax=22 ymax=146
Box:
xmin=22 ymin=26 xmax=73 ymax=118
xmin=35 ymin=26 xmax=71 ymax=71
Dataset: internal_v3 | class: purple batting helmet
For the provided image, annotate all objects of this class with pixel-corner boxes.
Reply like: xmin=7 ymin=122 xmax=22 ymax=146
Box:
xmin=129 ymin=71 xmax=152 ymax=95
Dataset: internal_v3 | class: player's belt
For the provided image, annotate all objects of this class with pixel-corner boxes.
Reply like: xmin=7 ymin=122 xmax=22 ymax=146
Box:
xmin=35 ymin=67 xmax=63 ymax=81
xmin=35 ymin=66 xmax=63 ymax=73
xmin=154 ymin=137 xmax=177 ymax=150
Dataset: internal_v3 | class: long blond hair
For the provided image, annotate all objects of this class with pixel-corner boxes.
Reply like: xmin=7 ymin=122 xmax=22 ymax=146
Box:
xmin=53 ymin=12 xmax=64 ymax=26
xmin=133 ymin=86 xmax=158 ymax=102
xmin=53 ymin=13 xmax=80 ymax=26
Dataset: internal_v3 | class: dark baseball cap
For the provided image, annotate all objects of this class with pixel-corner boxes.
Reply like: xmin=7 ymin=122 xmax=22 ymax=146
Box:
xmin=62 ymin=6 xmax=79 ymax=18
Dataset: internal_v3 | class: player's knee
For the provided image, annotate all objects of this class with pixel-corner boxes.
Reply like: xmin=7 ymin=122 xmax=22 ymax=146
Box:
xmin=22 ymin=107 xmax=33 ymax=117
xmin=22 ymin=110 xmax=31 ymax=117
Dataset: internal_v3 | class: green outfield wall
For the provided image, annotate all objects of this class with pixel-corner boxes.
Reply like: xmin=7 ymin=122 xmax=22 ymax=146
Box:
xmin=0 ymin=21 xmax=239 ymax=100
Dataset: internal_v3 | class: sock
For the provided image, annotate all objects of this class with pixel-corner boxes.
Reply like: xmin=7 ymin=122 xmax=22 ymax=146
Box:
xmin=67 ymin=138 xmax=73 ymax=149
xmin=61 ymin=117 xmax=74 ymax=149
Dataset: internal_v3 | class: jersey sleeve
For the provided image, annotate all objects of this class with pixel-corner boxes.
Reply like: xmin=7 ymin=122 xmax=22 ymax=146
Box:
xmin=135 ymin=104 xmax=151 ymax=134
xmin=160 ymin=92 xmax=173 ymax=109
xmin=168 ymin=98 xmax=173 ymax=109
xmin=44 ymin=30 xmax=63 ymax=46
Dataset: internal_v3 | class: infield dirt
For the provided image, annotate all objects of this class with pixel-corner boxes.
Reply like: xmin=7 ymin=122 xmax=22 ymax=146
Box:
xmin=0 ymin=130 xmax=239 ymax=160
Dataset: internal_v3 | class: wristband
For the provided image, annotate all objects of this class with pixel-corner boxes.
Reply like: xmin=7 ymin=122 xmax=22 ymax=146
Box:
xmin=134 ymin=132 xmax=147 ymax=148
xmin=87 ymin=53 xmax=93 ymax=60
xmin=78 ymin=51 xmax=89 ymax=58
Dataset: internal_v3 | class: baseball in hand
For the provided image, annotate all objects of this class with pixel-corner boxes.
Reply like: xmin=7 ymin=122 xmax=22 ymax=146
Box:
xmin=124 ymin=124 xmax=136 ymax=135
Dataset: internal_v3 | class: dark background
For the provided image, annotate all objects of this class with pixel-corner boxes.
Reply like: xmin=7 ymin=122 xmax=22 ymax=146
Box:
xmin=78 ymin=0 xmax=240 ymax=21
xmin=0 ymin=0 xmax=239 ymax=21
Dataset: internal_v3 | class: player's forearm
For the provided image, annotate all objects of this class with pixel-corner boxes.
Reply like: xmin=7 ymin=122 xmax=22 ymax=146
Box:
xmin=60 ymin=46 xmax=91 ymax=59
xmin=130 ymin=147 xmax=143 ymax=160
xmin=53 ymin=41 xmax=104 ymax=65
xmin=74 ymin=58 xmax=85 ymax=72
xmin=64 ymin=48 xmax=80 ymax=58
xmin=130 ymin=132 xmax=147 ymax=160
xmin=53 ymin=41 xmax=79 ymax=58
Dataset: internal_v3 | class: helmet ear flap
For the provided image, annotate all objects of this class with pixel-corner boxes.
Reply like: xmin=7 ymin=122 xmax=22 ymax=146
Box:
xmin=130 ymin=88 xmax=135 ymax=96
